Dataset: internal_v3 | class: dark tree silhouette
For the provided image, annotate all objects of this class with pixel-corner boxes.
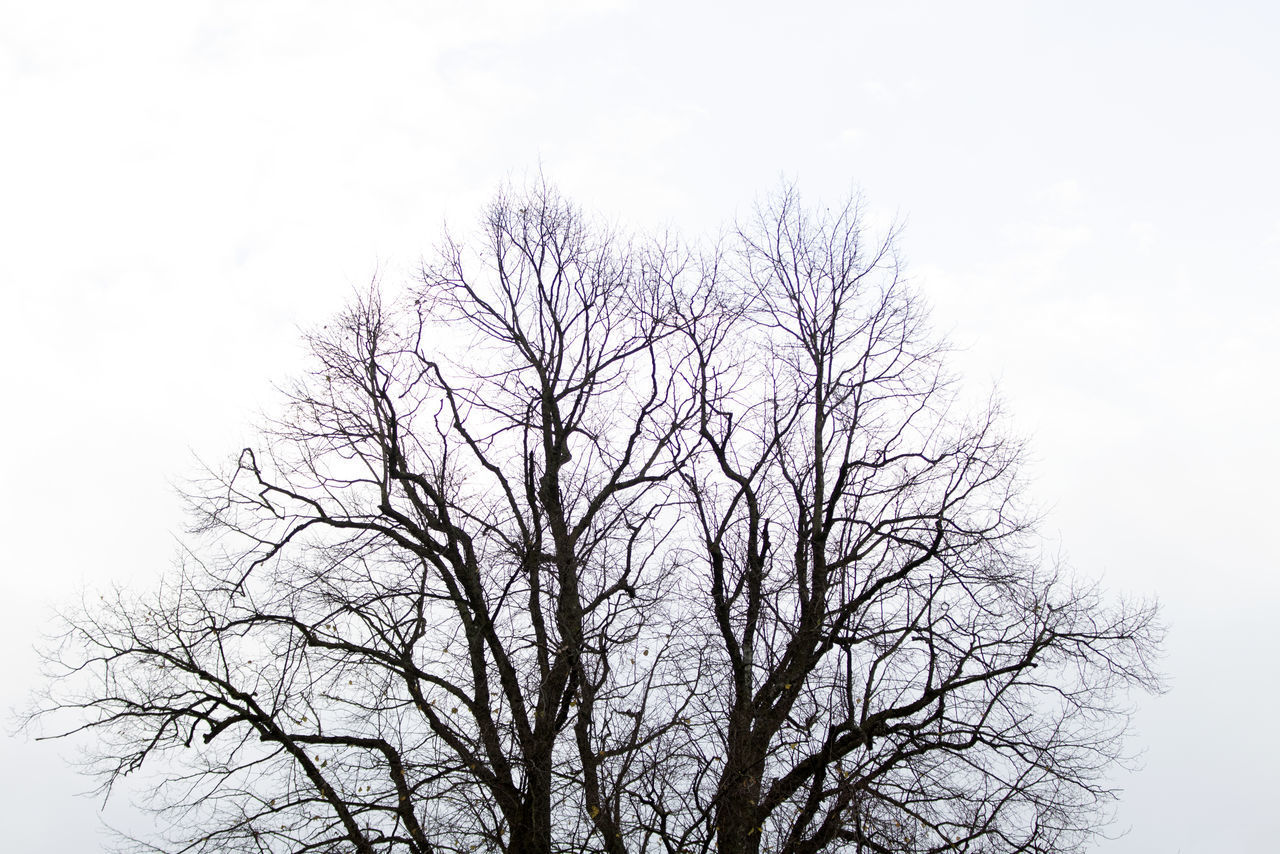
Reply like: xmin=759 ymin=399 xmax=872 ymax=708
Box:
xmin=32 ymin=183 xmax=1161 ymax=854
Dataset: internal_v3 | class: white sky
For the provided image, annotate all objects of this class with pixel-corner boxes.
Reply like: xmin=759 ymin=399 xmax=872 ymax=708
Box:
xmin=3 ymin=1 xmax=1277 ymax=850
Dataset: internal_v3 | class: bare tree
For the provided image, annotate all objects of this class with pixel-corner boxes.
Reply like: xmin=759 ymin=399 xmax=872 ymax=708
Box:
xmin=31 ymin=183 xmax=1161 ymax=854
xmin=670 ymin=190 xmax=1161 ymax=854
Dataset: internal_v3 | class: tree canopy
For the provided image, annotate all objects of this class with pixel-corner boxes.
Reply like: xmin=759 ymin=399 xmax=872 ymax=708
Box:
xmin=34 ymin=183 xmax=1162 ymax=854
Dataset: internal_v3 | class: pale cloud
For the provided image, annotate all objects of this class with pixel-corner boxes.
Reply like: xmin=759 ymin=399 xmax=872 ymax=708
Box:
xmin=549 ymin=108 xmax=695 ymax=229
xmin=1042 ymin=178 xmax=1084 ymax=205
xmin=861 ymin=79 xmax=896 ymax=104
xmin=996 ymin=222 xmax=1094 ymax=289
xmin=837 ymin=126 xmax=867 ymax=146
xmin=859 ymin=77 xmax=925 ymax=106
xmin=1129 ymin=220 xmax=1160 ymax=252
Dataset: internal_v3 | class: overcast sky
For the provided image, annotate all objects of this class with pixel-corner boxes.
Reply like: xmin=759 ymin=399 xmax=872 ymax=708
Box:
xmin=3 ymin=1 xmax=1278 ymax=850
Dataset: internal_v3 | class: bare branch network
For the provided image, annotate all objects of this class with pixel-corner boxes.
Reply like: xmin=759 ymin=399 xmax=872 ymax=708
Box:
xmin=31 ymin=183 xmax=1162 ymax=854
